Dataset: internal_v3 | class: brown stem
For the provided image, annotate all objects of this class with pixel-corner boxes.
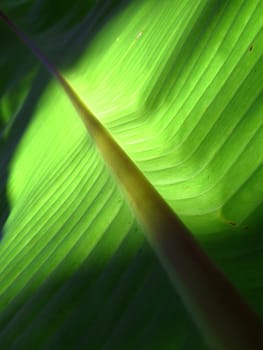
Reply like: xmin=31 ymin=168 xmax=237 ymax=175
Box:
xmin=1 ymin=10 xmax=262 ymax=349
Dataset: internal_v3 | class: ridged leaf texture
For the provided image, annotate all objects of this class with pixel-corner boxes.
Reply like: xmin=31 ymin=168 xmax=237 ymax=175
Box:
xmin=0 ymin=0 xmax=262 ymax=349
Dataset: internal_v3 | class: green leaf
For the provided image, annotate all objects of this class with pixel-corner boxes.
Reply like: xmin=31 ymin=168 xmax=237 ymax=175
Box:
xmin=0 ymin=0 xmax=262 ymax=349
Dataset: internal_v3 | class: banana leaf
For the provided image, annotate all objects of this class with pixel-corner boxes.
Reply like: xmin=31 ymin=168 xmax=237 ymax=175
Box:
xmin=0 ymin=0 xmax=262 ymax=349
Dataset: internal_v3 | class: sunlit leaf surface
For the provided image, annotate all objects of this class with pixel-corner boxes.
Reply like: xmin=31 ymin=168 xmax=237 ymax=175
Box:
xmin=0 ymin=0 xmax=262 ymax=349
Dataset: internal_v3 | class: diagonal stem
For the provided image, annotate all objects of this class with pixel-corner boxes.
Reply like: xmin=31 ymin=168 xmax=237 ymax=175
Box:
xmin=1 ymin=10 xmax=262 ymax=350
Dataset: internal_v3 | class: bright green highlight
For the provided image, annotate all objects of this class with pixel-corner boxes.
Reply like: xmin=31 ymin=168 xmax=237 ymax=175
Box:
xmin=67 ymin=0 xmax=263 ymax=232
